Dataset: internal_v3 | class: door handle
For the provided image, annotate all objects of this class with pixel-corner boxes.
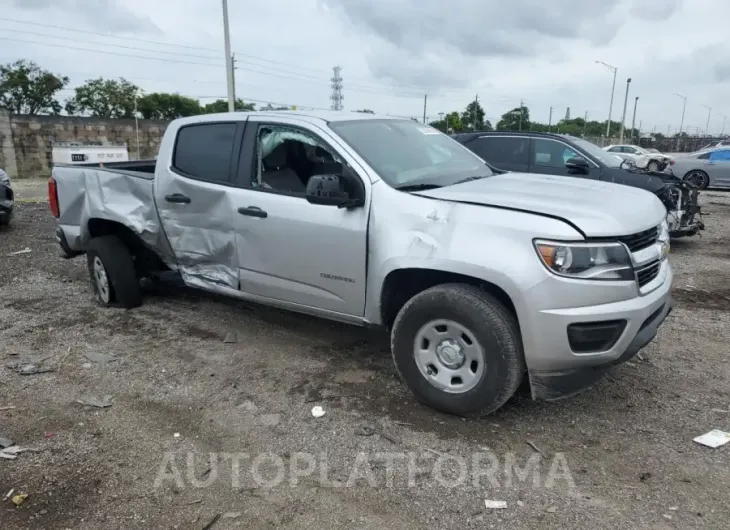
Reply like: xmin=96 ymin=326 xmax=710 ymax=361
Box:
xmin=238 ymin=206 xmax=267 ymax=218
xmin=165 ymin=193 xmax=191 ymax=204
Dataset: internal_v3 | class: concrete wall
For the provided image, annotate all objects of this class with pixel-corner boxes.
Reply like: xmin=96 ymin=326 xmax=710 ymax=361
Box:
xmin=0 ymin=111 xmax=169 ymax=179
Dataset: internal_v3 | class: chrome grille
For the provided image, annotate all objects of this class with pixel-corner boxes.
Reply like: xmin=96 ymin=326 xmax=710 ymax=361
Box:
xmin=636 ymin=260 xmax=661 ymax=287
xmin=616 ymin=226 xmax=659 ymax=253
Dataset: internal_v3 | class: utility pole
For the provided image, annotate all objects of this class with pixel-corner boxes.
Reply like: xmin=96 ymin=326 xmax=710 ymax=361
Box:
xmin=702 ymin=104 xmax=712 ymax=136
xmin=630 ymin=96 xmax=639 ymax=144
xmin=673 ymin=93 xmax=686 ymax=151
xmin=519 ymin=100 xmax=524 ymax=131
xmin=722 ymin=115 xmax=727 ymax=136
xmin=548 ymin=106 xmax=553 ymax=132
xmin=221 ymin=0 xmax=235 ymax=112
xmin=596 ymin=61 xmax=617 ymax=137
xmin=423 ymin=94 xmax=427 ymax=124
xmin=134 ymin=90 xmax=140 ymax=160
xmin=473 ymin=94 xmax=479 ymax=130
xmin=619 ymin=77 xmax=631 ymax=143
xmin=583 ymin=111 xmax=588 ymax=136
xmin=438 ymin=112 xmax=444 ymax=131
xmin=638 ymin=120 xmax=642 ymax=145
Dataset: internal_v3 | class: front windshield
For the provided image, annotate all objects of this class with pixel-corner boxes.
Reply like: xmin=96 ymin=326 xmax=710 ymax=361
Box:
xmin=567 ymin=136 xmax=623 ymax=168
xmin=328 ymin=119 xmax=493 ymax=188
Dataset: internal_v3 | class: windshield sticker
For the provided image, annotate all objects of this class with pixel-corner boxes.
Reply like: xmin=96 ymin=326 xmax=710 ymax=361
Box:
xmin=418 ymin=127 xmax=441 ymax=135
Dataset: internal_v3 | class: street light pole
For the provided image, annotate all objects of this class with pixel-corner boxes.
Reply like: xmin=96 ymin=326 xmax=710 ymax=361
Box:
xmin=596 ymin=61 xmax=617 ymax=138
xmin=221 ymin=0 xmax=235 ymax=112
xmin=702 ymin=104 xmax=712 ymax=136
xmin=630 ymin=96 xmax=639 ymax=144
xmin=673 ymin=93 xmax=686 ymax=151
xmin=722 ymin=115 xmax=727 ymax=136
xmin=618 ymin=77 xmax=631 ymax=143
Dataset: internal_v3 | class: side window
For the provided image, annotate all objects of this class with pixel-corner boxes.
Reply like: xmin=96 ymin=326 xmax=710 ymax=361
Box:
xmin=251 ymin=124 xmax=346 ymax=195
xmin=472 ymin=137 xmax=529 ymax=166
xmin=607 ymin=146 xmax=621 ymax=153
xmin=697 ymin=152 xmax=711 ymax=160
xmin=709 ymin=150 xmax=730 ymax=161
xmin=624 ymin=147 xmax=639 ymax=154
xmin=172 ymin=123 xmax=237 ymax=183
xmin=533 ymin=139 xmax=578 ymax=168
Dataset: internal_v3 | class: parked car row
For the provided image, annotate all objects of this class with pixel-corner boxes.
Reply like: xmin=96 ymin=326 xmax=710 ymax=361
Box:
xmin=48 ymin=111 xmax=673 ymax=417
xmin=451 ymin=131 xmax=703 ymax=237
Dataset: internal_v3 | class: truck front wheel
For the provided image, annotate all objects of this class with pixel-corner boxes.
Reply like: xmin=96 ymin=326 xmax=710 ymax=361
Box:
xmin=86 ymin=235 xmax=142 ymax=309
xmin=391 ymin=284 xmax=524 ymax=416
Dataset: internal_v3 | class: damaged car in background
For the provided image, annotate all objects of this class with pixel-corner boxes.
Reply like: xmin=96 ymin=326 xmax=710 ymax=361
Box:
xmin=49 ymin=112 xmax=672 ymax=417
xmin=603 ymin=144 xmax=673 ymax=173
xmin=0 ymin=167 xmax=13 ymax=227
xmin=452 ymin=131 xmax=703 ymax=238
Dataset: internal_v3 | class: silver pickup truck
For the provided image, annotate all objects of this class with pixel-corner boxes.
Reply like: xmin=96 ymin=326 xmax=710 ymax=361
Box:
xmin=49 ymin=111 xmax=673 ymax=416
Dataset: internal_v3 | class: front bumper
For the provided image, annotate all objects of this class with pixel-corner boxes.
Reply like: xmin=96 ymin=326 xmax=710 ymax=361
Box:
xmin=521 ymin=261 xmax=673 ymax=400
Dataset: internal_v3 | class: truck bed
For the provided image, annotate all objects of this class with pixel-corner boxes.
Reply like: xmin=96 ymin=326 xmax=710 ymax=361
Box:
xmin=51 ymin=164 xmax=175 ymax=266
xmin=57 ymin=159 xmax=157 ymax=175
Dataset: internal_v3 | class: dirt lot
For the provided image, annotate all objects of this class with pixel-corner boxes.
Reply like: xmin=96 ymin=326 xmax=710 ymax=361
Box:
xmin=1 ymin=186 xmax=729 ymax=529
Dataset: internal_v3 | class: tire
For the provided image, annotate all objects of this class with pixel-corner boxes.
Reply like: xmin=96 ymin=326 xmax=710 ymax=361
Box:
xmin=86 ymin=235 xmax=142 ymax=309
xmin=647 ymin=160 xmax=660 ymax=172
xmin=683 ymin=170 xmax=709 ymax=190
xmin=390 ymin=283 xmax=525 ymax=417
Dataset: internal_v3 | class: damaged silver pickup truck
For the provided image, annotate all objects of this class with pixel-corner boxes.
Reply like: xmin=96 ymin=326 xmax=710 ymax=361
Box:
xmin=49 ymin=111 xmax=673 ymax=416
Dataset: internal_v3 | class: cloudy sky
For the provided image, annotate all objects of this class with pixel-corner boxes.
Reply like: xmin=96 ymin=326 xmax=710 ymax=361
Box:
xmin=1 ymin=0 xmax=729 ymax=135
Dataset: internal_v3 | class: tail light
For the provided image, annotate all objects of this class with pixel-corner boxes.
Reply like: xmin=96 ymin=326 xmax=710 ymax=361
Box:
xmin=669 ymin=159 xmax=675 ymax=165
xmin=48 ymin=177 xmax=60 ymax=218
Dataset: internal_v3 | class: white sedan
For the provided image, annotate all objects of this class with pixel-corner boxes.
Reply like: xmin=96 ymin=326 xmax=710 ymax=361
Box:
xmin=603 ymin=144 xmax=673 ymax=172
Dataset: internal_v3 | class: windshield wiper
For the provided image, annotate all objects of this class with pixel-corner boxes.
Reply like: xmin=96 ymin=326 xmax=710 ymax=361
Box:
xmin=451 ymin=175 xmax=490 ymax=185
xmin=394 ymin=183 xmax=443 ymax=191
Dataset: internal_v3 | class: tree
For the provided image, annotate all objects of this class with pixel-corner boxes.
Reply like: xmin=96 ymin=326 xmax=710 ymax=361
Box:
xmin=461 ymin=100 xmax=492 ymax=131
xmin=65 ymin=77 xmax=139 ymax=118
xmin=202 ymin=98 xmax=255 ymax=113
xmin=137 ymin=92 xmax=202 ymax=120
xmin=0 ymin=60 xmax=68 ymax=115
xmin=496 ymin=106 xmax=530 ymax=131
xmin=260 ymin=103 xmax=291 ymax=111
xmin=355 ymin=109 xmax=375 ymax=113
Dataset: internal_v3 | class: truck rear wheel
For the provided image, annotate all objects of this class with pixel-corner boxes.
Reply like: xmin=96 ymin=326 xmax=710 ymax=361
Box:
xmin=87 ymin=235 xmax=142 ymax=309
xmin=391 ymin=284 xmax=524 ymax=417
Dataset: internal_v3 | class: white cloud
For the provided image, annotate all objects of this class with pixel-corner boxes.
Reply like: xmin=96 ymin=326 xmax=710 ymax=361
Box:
xmin=0 ymin=0 xmax=728 ymax=133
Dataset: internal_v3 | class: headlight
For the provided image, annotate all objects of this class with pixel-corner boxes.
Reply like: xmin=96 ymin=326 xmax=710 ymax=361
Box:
xmin=658 ymin=221 xmax=670 ymax=255
xmin=534 ymin=240 xmax=634 ymax=281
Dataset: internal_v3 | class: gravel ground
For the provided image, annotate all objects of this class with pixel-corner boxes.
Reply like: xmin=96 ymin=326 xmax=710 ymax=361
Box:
xmin=1 ymin=187 xmax=729 ymax=529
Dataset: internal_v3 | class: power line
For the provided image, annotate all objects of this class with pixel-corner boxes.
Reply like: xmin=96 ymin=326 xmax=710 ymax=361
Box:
xmin=1 ymin=17 xmax=479 ymax=97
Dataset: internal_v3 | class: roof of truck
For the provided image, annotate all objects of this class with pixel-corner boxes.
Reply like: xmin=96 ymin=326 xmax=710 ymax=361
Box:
xmin=183 ymin=110 xmax=403 ymax=125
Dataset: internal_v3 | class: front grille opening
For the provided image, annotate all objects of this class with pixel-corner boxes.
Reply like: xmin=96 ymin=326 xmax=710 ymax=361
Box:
xmin=616 ymin=226 xmax=660 ymax=252
xmin=567 ymin=319 xmax=627 ymax=353
xmin=636 ymin=260 xmax=661 ymax=287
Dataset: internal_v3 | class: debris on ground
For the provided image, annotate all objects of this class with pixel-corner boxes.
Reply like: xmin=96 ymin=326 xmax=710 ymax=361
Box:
xmin=83 ymin=352 xmax=118 ymax=365
xmin=355 ymin=423 xmax=376 ymax=436
xmin=77 ymin=395 xmax=114 ymax=408
xmin=11 ymin=493 xmax=28 ymax=506
xmin=546 ymin=506 xmax=557 ymax=513
xmin=259 ymin=413 xmax=281 ymax=427
xmin=6 ymin=359 xmax=55 ymax=375
xmin=223 ymin=332 xmax=237 ymax=344
xmin=0 ymin=406 xmax=16 ymax=411
xmin=8 ymin=247 xmax=31 ymax=256
xmin=173 ymin=432 xmax=181 ymax=438
xmin=222 ymin=512 xmax=242 ymax=519
xmin=526 ymin=440 xmax=545 ymax=456
xmin=693 ymin=429 xmax=730 ymax=448
xmin=0 ymin=435 xmax=13 ymax=448
xmin=484 ymin=500 xmax=508 ymax=509
xmin=201 ymin=512 xmax=221 ymax=530
xmin=311 ymin=406 xmax=325 ymax=418
xmin=3 ymin=489 xmax=14 ymax=501
xmin=238 ymin=400 xmax=258 ymax=413
xmin=0 ymin=446 xmax=24 ymax=460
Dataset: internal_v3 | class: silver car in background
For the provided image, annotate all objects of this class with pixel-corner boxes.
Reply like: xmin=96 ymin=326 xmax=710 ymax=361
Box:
xmin=671 ymin=147 xmax=730 ymax=189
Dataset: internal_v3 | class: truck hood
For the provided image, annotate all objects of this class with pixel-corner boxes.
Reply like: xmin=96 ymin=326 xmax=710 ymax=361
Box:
xmin=415 ymin=173 xmax=666 ymax=237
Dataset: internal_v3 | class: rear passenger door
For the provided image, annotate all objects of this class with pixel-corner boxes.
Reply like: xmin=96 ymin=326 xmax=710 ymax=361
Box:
xmin=464 ymin=136 xmax=530 ymax=172
xmin=707 ymin=149 xmax=730 ymax=187
xmin=529 ymin=137 xmax=600 ymax=179
xmin=155 ymin=120 xmax=245 ymax=291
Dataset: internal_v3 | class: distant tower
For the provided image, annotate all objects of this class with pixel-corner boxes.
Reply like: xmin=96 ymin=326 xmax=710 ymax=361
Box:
xmin=565 ymin=107 xmax=571 ymax=121
xmin=330 ymin=66 xmax=344 ymax=111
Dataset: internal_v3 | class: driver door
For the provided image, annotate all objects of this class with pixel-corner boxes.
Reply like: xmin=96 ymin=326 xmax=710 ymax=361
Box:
xmin=228 ymin=116 xmax=370 ymax=318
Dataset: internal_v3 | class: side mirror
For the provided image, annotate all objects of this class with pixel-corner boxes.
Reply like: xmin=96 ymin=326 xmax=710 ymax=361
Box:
xmin=565 ymin=157 xmax=590 ymax=173
xmin=305 ymin=174 xmax=350 ymax=206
